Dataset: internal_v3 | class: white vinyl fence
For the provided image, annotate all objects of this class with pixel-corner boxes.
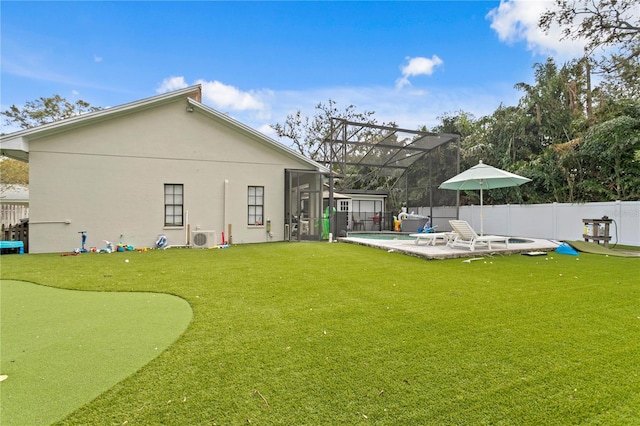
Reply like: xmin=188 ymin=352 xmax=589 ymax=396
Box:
xmin=420 ymin=201 xmax=640 ymax=247
xmin=1 ymin=204 xmax=29 ymax=228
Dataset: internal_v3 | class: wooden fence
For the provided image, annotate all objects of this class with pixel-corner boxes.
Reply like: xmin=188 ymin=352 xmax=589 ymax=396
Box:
xmin=1 ymin=221 xmax=29 ymax=253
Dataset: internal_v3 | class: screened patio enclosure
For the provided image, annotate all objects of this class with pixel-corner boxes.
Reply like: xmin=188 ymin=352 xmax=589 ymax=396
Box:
xmin=320 ymin=118 xmax=461 ymax=236
xmin=285 ymin=169 xmax=326 ymax=241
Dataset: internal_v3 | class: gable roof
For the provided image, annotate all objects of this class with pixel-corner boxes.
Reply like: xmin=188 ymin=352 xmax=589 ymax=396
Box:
xmin=0 ymin=85 xmax=329 ymax=173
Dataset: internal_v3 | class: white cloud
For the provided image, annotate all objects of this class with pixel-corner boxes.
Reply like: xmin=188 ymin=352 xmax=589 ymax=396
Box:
xmin=486 ymin=0 xmax=587 ymax=58
xmin=156 ymin=76 xmax=189 ymax=93
xmin=196 ymin=79 xmax=265 ymax=111
xmin=396 ymin=55 xmax=444 ymax=89
xmin=93 ymin=54 xmax=103 ymax=63
xmin=257 ymin=123 xmax=277 ymax=137
xmin=156 ymin=76 xmax=265 ymax=112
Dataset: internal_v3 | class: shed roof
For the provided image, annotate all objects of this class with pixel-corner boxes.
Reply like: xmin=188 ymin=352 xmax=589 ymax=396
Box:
xmin=0 ymin=185 xmax=29 ymax=203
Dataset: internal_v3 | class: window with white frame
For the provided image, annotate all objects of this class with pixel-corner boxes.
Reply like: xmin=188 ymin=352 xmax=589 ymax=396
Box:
xmin=248 ymin=186 xmax=264 ymax=225
xmin=164 ymin=184 xmax=184 ymax=226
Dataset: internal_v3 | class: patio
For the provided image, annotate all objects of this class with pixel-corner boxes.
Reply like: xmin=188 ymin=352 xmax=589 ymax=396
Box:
xmin=339 ymin=234 xmax=560 ymax=260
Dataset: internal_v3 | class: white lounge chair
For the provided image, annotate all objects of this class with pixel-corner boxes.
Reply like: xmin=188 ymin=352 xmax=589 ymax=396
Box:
xmin=409 ymin=231 xmax=455 ymax=246
xmin=447 ymin=220 xmax=510 ymax=251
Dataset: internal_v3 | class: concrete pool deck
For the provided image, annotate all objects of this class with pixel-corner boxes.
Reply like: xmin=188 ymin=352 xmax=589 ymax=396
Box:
xmin=339 ymin=234 xmax=560 ymax=260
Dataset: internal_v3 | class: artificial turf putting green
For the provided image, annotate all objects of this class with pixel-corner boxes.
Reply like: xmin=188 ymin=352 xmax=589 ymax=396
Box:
xmin=566 ymin=240 xmax=640 ymax=257
xmin=0 ymin=280 xmax=192 ymax=426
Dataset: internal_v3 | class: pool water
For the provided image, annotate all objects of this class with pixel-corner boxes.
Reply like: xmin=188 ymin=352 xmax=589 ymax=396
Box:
xmin=346 ymin=233 xmax=418 ymax=241
xmin=346 ymin=233 xmax=534 ymax=244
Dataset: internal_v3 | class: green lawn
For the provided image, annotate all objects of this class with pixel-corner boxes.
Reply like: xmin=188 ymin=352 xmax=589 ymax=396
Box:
xmin=1 ymin=242 xmax=639 ymax=425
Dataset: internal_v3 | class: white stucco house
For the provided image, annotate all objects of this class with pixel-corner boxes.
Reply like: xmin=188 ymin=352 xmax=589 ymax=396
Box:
xmin=0 ymin=85 xmax=333 ymax=253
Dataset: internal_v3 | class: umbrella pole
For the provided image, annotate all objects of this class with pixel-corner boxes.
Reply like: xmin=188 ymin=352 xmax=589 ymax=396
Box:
xmin=480 ymin=186 xmax=483 ymax=236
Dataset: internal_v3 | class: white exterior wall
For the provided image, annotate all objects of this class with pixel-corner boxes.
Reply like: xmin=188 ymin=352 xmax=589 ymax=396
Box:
xmin=27 ymin=99 xmax=316 ymax=253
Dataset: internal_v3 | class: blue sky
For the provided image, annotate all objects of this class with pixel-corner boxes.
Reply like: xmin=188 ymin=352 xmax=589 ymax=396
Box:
xmin=1 ymin=1 xmax=587 ymax=140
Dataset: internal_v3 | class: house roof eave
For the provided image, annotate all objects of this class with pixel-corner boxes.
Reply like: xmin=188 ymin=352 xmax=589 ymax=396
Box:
xmin=0 ymin=85 xmax=203 ymax=144
xmin=0 ymin=137 xmax=29 ymax=162
xmin=187 ymin=98 xmax=330 ymax=174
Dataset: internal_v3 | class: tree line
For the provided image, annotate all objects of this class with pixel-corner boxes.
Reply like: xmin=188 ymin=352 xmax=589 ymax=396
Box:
xmin=428 ymin=57 xmax=640 ymax=204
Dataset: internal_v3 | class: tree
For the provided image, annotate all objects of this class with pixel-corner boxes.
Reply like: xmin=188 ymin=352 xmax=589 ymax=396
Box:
xmin=271 ymin=100 xmax=382 ymax=159
xmin=461 ymin=106 xmax=522 ymax=168
xmin=432 ymin=110 xmax=478 ymax=137
xmin=0 ymin=157 xmax=29 ymax=194
xmin=539 ymin=0 xmax=640 ymax=59
xmin=272 ymin=99 xmax=400 ymax=194
xmin=2 ymin=94 xmax=101 ymax=131
xmin=578 ymin=115 xmax=640 ymax=200
xmin=504 ymin=59 xmax=594 ymax=203
xmin=514 ymin=58 xmax=588 ymax=146
xmin=539 ymin=0 xmax=640 ymax=97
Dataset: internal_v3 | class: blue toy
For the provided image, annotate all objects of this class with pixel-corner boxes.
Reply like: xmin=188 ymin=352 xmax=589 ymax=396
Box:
xmin=78 ymin=231 xmax=88 ymax=253
xmin=418 ymin=218 xmax=437 ymax=233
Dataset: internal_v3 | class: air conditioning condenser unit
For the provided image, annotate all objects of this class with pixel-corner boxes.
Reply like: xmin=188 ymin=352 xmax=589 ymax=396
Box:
xmin=191 ymin=230 xmax=216 ymax=248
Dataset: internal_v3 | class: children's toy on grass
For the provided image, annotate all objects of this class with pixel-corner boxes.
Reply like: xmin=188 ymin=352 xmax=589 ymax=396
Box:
xmin=117 ymin=234 xmax=136 ymax=252
xmin=62 ymin=230 xmax=88 ymax=256
xmin=98 ymin=241 xmax=115 ymax=253
xmin=78 ymin=231 xmax=88 ymax=253
xmin=208 ymin=232 xmax=230 ymax=249
xmin=156 ymin=235 xmax=168 ymax=249
xmin=209 ymin=244 xmax=230 ymax=249
xmin=60 ymin=248 xmax=80 ymax=257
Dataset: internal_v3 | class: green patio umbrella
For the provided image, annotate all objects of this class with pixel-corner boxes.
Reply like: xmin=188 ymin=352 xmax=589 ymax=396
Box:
xmin=439 ymin=160 xmax=531 ymax=235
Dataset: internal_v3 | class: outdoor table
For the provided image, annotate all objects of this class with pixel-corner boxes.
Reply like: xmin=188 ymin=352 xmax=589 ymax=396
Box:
xmin=582 ymin=218 xmax=612 ymax=248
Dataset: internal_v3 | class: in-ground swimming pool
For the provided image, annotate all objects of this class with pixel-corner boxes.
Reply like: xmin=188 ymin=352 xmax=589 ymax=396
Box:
xmin=346 ymin=233 xmax=415 ymax=241
xmin=346 ymin=232 xmax=534 ymax=244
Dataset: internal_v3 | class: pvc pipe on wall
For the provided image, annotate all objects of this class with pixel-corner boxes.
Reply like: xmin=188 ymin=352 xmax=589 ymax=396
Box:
xmin=224 ymin=179 xmax=230 ymax=241
xmin=30 ymin=220 xmax=71 ymax=224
